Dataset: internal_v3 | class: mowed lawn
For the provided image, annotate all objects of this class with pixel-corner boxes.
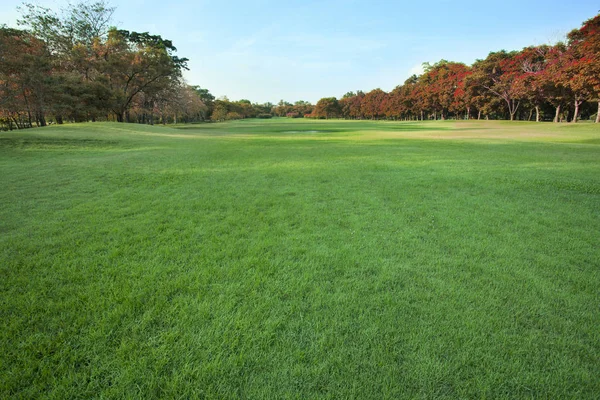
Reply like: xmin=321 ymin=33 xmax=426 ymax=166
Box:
xmin=1 ymin=119 xmax=599 ymax=398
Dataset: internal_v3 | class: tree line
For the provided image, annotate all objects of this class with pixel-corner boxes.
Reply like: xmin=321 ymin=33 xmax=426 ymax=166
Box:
xmin=1 ymin=1 xmax=200 ymax=129
xmin=310 ymin=14 xmax=599 ymax=123
xmin=1 ymin=3 xmax=598 ymax=130
xmin=0 ymin=1 xmax=314 ymax=130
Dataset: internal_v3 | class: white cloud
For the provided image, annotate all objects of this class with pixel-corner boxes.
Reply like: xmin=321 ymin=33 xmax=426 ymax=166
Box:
xmin=408 ymin=63 xmax=425 ymax=77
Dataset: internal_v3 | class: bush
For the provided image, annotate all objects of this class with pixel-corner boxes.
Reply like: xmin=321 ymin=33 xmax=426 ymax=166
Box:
xmin=257 ymin=113 xmax=272 ymax=119
xmin=225 ymin=112 xmax=242 ymax=120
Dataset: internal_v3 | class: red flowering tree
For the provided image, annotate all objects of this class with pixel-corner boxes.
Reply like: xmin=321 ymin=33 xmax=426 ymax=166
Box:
xmin=360 ymin=88 xmax=388 ymax=120
xmin=511 ymin=46 xmax=551 ymax=122
xmin=339 ymin=91 xmax=365 ymax=119
xmin=566 ymin=14 xmax=600 ymax=122
xmin=470 ymin=51 xmax=524 ymax=120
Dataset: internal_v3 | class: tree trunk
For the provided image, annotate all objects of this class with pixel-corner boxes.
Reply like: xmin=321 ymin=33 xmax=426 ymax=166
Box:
xmin=572 ymin=99 xmax=581 ymax=123
xmin=506 ymin=99 xmax=519 ymax=121
xmin=37 ymin=113 xmax=47 ymax=127
xmin=116 ymin=112 xmax=124 ymax=123
xmin=553 ymin=105 xmax=560 ymax=123
xmin=466 ymin=107 xmax=470 ymax=120
xmin=56 ymin=115 xmax=64 ymax=125
xmin=478 ymin=110 xmax=481 ymax=120
xmin=528 ymin=109 xmax=533 ymax=121
xmin=596 ymin=101 xmax=600 ymax=123
xmin=22 ymin=90 xmax=33 ymax=128
xmin=535 ymin=106 xmax=540 ymax=122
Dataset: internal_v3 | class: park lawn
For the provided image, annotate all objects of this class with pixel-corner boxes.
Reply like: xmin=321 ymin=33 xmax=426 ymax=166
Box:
xmin=1 ymin=119 xmax=599 ymax=398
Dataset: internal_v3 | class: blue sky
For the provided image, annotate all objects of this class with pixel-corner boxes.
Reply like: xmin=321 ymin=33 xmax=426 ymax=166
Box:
xmin=1 ymin=0 xmax=598 ymax=103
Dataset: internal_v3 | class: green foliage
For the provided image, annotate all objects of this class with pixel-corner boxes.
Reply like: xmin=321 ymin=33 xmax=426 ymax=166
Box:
xmin=1 ymin=120 xmax=599 ymax=398
xmin=4 ymin=2 xmax=188 ymax=125
xmin=314 ymin=97 xmax=340 ymax=119
xmin=6 ymin=7 xmax=600 ymax=126
xmin=272 ymin=100 xmax=314 ymax=117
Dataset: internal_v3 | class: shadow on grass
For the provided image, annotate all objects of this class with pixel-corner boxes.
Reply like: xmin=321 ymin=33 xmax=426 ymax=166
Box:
xmin=363 ymin=123 xmax=451 ymax=132
xmin=172 ymin=121 xmax=453 ymax=135
xmin=0 ymin=137 xmax=120 ymax=150
xmin=571 ymin=138 xmax=600 ymax=145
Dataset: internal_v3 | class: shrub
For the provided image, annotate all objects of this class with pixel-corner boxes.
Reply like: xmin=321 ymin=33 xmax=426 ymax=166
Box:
xmin=225 ymin=112 xmax=242 ymax=120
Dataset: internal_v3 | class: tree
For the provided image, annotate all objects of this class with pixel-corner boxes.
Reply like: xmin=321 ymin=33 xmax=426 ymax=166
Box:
xmin=511 ymin=46 xmax=551 ymax=122
xmin=253 ymin=102 xmax=273 ymax=117
xmin=292 ymin=100 xmax=313 ymax=117
xmin=146 ymin=84 xmax=206 ymax=124
xmin=18 ymin=1 xmax=115 ymax=61
xmin=0 ymin=27 xmax=53 ymax=128
xmin=421 ymin=61 xmax=470 ymax=120
xmin=339 ymin=91 xmax=364 ymax=119
xmin=13 ymin=1 xmax=189 ymax=125
xmin=451 ymin=74 xmax=474 ymax=120
xmin=191 ymin=86 xmax=215 ymax=120
xmin=535 ymin=44 xmax=571 ymax=123
xmin=101 ymin=29 xmax=188 ymax=122
xmin=64 ymin=0 xmax=115 ymax=45
xmin=360 ymin=88 xmax=387 ymax=119
xmin=470 ymin=51 xmax=523 ymax=120
xmin=565 ymin=14 xmax=600 ymax=122
xmin=313 ymin=97 xmax=340 ymax=119
xmin=273 ymin=100 xmax=293 ymax=117
xmin=211 ymin=100 xmax=229 ymax=121
xmin=398 ymin=76 xmax=421 ymax=120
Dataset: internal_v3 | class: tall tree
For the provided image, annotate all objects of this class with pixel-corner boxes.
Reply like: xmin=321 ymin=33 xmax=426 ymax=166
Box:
xmin=420 ymin=61 xmax=469 ymax=120
xmin=18 ymin=1 xmax=115 ymax=60
xmin=191 ymin=86 xmax=215 ymax=120
xmin=360 ymin=88 xmax=387 ymax=120
xmin=0 ymin=27 xmax=52 ymax=128
xmin=565 ymin=14 xmax=600 ymax=122
xmin=470 ymin=51 xmax=523 ymax=120
xmin=313 ymin=97 xmax=340 ymax=119
xmin=339 ymin=91 xmax=364 ymax=119
xmin=101 ymin=29 xmax=188 ymax=122
xmin=511 ymin=46 xmax=551 ymax=122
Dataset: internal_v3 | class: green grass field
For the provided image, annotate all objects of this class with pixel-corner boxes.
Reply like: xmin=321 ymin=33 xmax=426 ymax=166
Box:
xmin=1 ymin=119 xmax=599 ymax=398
